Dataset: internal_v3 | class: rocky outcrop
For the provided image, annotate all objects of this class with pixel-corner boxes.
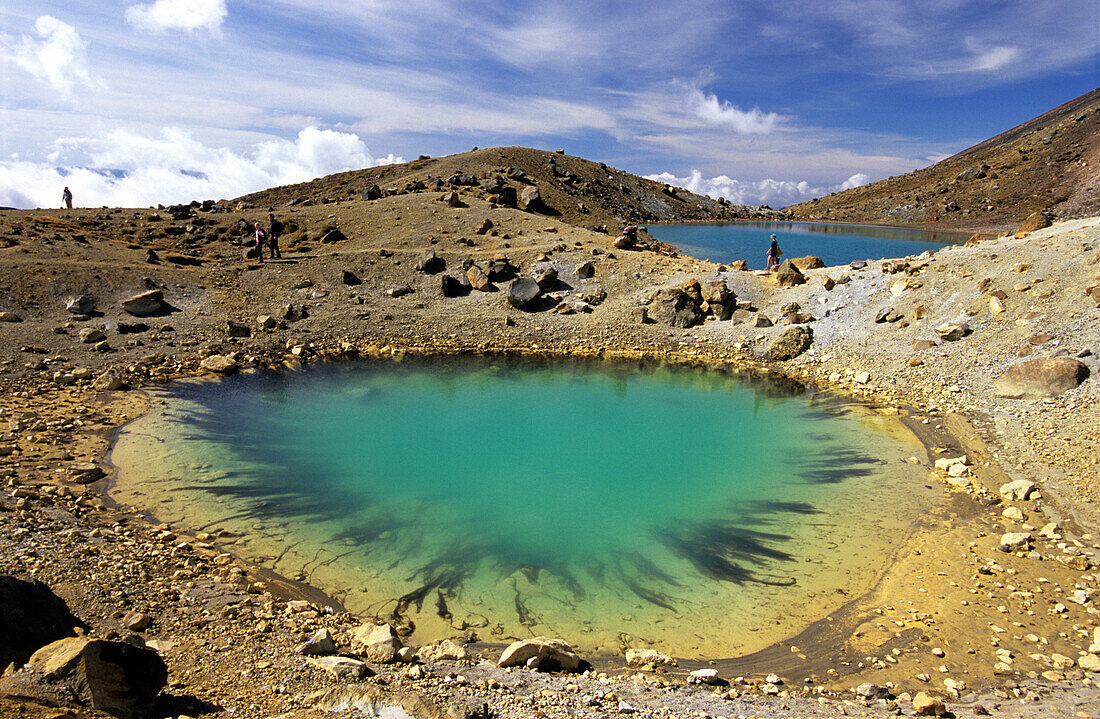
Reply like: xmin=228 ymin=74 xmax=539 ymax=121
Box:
xmin=994 ymin=357 xmax=1090 ymax=399
xmin=1 ymin=636 xmax=168 ymax=717
xmin=0 ymin=576 xmax=82 ymax=669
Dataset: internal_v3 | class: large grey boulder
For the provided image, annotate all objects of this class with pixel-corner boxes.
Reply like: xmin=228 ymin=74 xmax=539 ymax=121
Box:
xmin=994 ymin=357 xmax=1089 ymax=399
xmin=498 ymin=637 xmax=580 ymax=671
xmin=0 ymin=636 xmax=167 ymax=717
xmin=765 ymin=326 xmax=813 ymax=360
xmin=0 ymin=576 xmax=82 ymax=669
xmin=648 ymin=288 xmax=702 ymax=328
xmin=774 ymin=260 xmax=805 ymax=286
xmin=506 ymin=277 xmax=541 ymax=308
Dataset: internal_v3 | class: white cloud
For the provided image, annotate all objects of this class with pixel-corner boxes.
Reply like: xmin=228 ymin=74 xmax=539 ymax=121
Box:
xmin=685 ymin=86 xmax=780 ymax=134
xmin=962 ymin=36 xmax=1021 ymax=72
xmin=1 ymin=16 xmax=99 ymax=96
xmin=125 ymin=0 xmax=227 ymax=34
xmin=0 ymin=126 xmax=402 ymax=209
xmin=646 ymin=170 xmax=871 ymax=208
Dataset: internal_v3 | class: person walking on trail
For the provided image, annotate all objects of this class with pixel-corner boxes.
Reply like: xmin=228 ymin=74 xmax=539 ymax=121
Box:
xmin=267 ymin=213 xmax=283 ymax=259
xmin=62 ymin=187 xmax=72 ymax=209
xmin=765 ymin=233 xmax=782 ymax=271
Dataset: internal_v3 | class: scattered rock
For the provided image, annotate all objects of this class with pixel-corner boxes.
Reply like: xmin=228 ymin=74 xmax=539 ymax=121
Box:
xmin=69 ymin=462 xmax=105 ymax=484
xmin=999 ymin=480 xmax=1036 ymax=501
xmin=0 ymin=311 xmax=22 ymax=322
xmin=199 ymin=355 xmax=238 ymax=374
xmin=994 ymin=357 xmax=1090 ymax=399
xmin=466 ymin=265 xmax=493 ymax=291
xmin=775 ymin=260 xmax=806 ymax=286
xmin=66 ymin=296 xmax=95 ymax=314
xmin=790 ymin=255 xmax=825 ymax=270
xmin=856 ymin=683 xmax=892 ymax=701
xmin=498 ymin=637 xmax=580 ymax=671
xmin=912 ymin=691 xmax=946 ymax=716
xmin=518 ymin=186 xmax=542 ymax=211
xmin=624 ymin=648 xmax=677 ymax=667
xmin=765 ymin=325 xmax=813 ymax=360
xmin=352 ymin=623 xmax=402 ymax=664
xmin=297 ymin=628 xmax=337 ymax=655
xmin=574 ymin=261 xmax=595 ymax=279
xmin=342 ymin=270 xmax=362 ymax=285
xmin=307 ymin=655 xmax=372 ymax=681
xmin=385 ymin=285 xmax=413 ymax=298
xmin=362 ymin=184 xmax=382 ymax=201
xmin=121 ymin=290 xmax=165 ymax=317
xmin=1014 ymin=212 xmax=1051 ymax=238
xmin=226 ymin=320 xmax=251 ymax=337
xmin=999 ymin=532 xmax=1033 ymax=551
xmin=441 ymin=274 xmax=469 ymax=297
xmin=688 ymin=668 xmax=725 ymax=685
xmin=416 ymin=251 xmax=445 ymax=274
xmin=79 ymin=327 xmax=106 ymax=344
xmin=648 ymin=288 xmax=702 ymax=328
xmin=475 ymin=218 xmax=493 ymax=235
xmin=506 ymin=277 xmax=542 ymax=308
xmin=935 ymin=322 xmax=969 ymax=341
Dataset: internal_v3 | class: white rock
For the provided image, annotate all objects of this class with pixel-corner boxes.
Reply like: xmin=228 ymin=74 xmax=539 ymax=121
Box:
xmin=999 ymin=532 xmax=1032 ymax=551
xmin=1002 ymin=506 xmax=1025 ymax=521
xmin=688 ymin=668 xmax=723 ymax=685
xmin=1079 ymin=654 xmax=1100 ymax=672
xmin=999 ymin=480 xmax=1035 ymax=500
xmin=624 ymin=648 xmax=677 ymax=667
xmin=498 ymin=637 xmax=580 ymax=671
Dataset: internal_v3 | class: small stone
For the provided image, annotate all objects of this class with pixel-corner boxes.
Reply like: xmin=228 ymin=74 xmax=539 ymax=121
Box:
xmin=912 ymin=691 xmax=946 ymax=716
xmin=297 ymin=628 xmax=337 ymax=655
xmin=999 ymin=480 xmax=1035 ymax=500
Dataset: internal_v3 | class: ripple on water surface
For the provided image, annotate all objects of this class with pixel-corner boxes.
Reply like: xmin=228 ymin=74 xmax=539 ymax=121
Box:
xmin=111 ymin=357 xmax=939 ymax=657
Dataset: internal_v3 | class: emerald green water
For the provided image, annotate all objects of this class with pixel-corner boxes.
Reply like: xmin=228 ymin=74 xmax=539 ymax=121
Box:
xmin=111 ymin=357 xmax=936 ymax=657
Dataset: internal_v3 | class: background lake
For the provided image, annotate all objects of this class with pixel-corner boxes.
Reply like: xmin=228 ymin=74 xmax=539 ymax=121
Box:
xmin=648 ymin=221 xmax=968 ymax=269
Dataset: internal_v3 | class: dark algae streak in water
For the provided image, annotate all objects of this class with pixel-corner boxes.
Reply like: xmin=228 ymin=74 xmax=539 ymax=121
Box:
xmin=111 ymin=355 xmax=939 ymax=656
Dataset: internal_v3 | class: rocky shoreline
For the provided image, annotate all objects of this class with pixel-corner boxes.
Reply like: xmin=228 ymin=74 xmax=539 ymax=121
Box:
xmin=1 ymin=189 xmax=1099 ymax=718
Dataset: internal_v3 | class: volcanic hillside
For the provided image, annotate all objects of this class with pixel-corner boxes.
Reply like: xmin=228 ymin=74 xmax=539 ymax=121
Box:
xmin=786 ymin=88 xmax=1100 ymax=231
xmin=237 ymin=146 xmax=780 ymax=229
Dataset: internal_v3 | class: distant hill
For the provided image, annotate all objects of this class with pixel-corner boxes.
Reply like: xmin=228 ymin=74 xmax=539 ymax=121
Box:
xmin=237 ymin=146 xmax=781 ymax=229
xmin=785 ymin=89 xmax=1100 ymax=231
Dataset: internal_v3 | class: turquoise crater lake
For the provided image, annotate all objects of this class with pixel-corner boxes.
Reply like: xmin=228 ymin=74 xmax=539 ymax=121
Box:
xmin=111 ymin=357 xmax=938 ymax=657
xmin=648 ymin=221 xmax=968 ymax=269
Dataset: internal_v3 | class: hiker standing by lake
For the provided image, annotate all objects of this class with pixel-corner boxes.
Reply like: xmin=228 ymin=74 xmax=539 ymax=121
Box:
xmin=62 ymin=187 xmax=72 ymax=209
xmin=765 ymin=233 xmax=782 ymax=270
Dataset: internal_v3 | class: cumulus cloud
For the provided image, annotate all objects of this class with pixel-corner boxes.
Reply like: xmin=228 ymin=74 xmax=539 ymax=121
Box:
xmin=646 ymin=170 xmax=870 ymax=207
xmin=685 ymin=86 xmax=780 ymax=134
xmin=125 ymin=0 xmax=227 ymax=34
xmin=0 ymin=126 xmax=402 ymax=209
xmin=1 ymin=16 xmax=99 ymax=96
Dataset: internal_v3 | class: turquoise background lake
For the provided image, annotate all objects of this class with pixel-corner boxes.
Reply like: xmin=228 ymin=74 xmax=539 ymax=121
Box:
xmin=112 ymin=357 xmax=936 ymax=657
xmin=648 ymin=221 xmax=968 ymax=269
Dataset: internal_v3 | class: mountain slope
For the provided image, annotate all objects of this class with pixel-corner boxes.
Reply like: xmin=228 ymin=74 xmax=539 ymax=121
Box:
xmin=237 ymin=146 xmax=780 ymax=229
xmin=785 ymin=89 xmax=1100 ymax=231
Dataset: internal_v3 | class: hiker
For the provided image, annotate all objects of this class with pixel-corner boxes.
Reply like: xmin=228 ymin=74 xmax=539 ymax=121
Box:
xmin=249 ymin=222 xmax=265 ymax=262
xmin=62 ymin=187 xmax=72 ymax=209
xmin=267 ymin=213 xmax=283 ymax=259
xmin=765 ymin=234 xmax=782 ymax=270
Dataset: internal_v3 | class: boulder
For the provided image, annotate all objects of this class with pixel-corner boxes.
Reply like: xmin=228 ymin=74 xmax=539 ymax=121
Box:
xmin=475 ymin=218 xmax=493 ymax=235
xmin=790 ymin=255 xmax=825 ymax=271
xmin=199 ymin=355 xmax=238 ymax=374
xmin=726 ymin=260 xmax=749 ymax=271
xmin=121 ymin=290 xmax=164 ymax=317
xmin=999 ymin=480 xmax=1036 ymax=501
xmin=993 ymin=357 xmax=1089 ymax=399
xmin=0 ymin=311 xmax=22 ymax=322
xmin=505 ymin=277 xmax=541 ymax=309
xmin=498 ymin=637 xmax=580 ymax=671
xmin=624 ymin=648 xmax=677 ymax=667
xmin=2 ymin=636 xmax=167 ymax=718
xmin=342 ymin=270 xmax=362 ymax=286
xmin=226 ymin=320 xmax=251 ymax=337
xmin=701 ymin=281 xmax=735 ymax=320
xmin=574 ymin=261 xmax=595 ymax=279
xmin=774 ymin=260 xmax=805 ymax=286
xmin=518 ymin=186 xmax=542 ymax=211
xmin=999 ymin=532 xmax=1032 ymax=551
xmin=319 ymin=228 xmax=348 ymax=243
xmin=415 ymin=250 xmax=445 ymax=274
xmin=912 ymin=691 xmax=946 ymax=716
xmin=856 ymin=683 xmax=892 ymax=701
xmin=488 ymin=258 xmax=515 ymax=281
xmin=361 ymin=184 xmax=382 ymax=201
xmin=935 ymin=322 xmax=969 ymax=341
xmin=351 ymin=623 xmax=402 ymax=664
xmin=69 ymin=462 xmax=105 ymax=484
xmin=466 ymin=264 xmax=493 ymax=291
xmin=79 ymin=328 xmax=106 ymax=344
xmin=0 ymin=576 xmax=82 ymax=669
xmin=66 ymin=296 xmax=95 ymax=314
xmin=1014 ymin=212 xmax=1051 ymax=238
xmin=765 ymin=326 xmax=813 ymax=361
xmin=307 ymin=655 xmax=371 ymax=681
xmin=297 ymin=628 xmax=337 ymax=656
xmin=688 ymin=668 xmax=724 ymax=685
xmin=385 ymin=285 xmax=413 ymax=298
xmin=531 ymin=266 xmax=558 ymax=291
xmin=440 ymin=274 xmax=469 ymax=298
xmin=648 ymin=288 xmax=702 ymax=328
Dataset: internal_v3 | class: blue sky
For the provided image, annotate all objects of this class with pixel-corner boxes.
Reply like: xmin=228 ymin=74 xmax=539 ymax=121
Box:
xmin=1 ymin=1 xmax=1097 ymax=208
